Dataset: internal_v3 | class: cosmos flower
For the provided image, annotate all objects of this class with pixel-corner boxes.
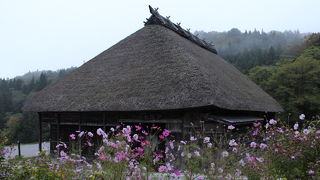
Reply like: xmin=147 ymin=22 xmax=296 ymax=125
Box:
xmin=88 ymin=132 xmax=94 ymax=137
xmin=299 ymin=114 xmax=305 ymax=120
xmin=227 ymin=125 xmax=235 ymax=130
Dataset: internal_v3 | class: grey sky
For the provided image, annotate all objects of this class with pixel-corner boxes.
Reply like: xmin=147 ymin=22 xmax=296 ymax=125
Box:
xmin=0 ymin=0 xmax=319 ymax=79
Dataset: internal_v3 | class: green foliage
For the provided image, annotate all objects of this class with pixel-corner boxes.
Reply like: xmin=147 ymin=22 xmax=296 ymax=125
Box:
xmin=0 ymin=68 xmax=75 ymax=144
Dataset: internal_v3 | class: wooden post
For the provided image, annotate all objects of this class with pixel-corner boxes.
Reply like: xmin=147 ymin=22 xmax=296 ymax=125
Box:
xmin=17 ymin=141 xmax=21 ymax=157
xmin=57 ymin=113 xmax=61 ymax=142
xmin=38 ymin=113 xmax=42 ymax=152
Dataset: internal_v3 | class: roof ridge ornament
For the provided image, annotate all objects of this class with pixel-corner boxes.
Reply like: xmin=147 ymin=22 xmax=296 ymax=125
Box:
xmin=145 ymin=5 xmax=217 ymax=54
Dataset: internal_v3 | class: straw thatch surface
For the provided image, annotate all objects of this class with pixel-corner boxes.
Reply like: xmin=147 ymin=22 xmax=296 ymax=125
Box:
xmin=23 ymin=24 xmax=283 ymax=112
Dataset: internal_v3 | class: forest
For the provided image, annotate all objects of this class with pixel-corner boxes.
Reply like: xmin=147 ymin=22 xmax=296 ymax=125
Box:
xmin=0 ymin=28 xmax=319 ymax=144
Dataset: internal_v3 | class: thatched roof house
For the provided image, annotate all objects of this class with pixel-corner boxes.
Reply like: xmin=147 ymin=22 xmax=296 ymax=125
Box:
xmin=23 ymin=6 xmax=282 ymax=153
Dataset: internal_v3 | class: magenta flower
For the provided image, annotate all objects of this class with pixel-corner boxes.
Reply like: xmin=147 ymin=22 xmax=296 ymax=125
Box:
xmin=253 ymin=122 xmax=261 ymax=127
xmin=228 ymin=125 xmax=235 ymax=130
xmin=135 ymin=147 xmax=144 ymax=152
xmin=135 ymin=125 xmax=142 ymax=131
xmin=98 ymin=155 xmax=109 ymax=159
xmin=162 ymin=129 xmax=171 ymax=137
xmin=299 ymin=114 xmax=305 ymax=120
xmin=173 ymin=170 xmax=181 ymax=176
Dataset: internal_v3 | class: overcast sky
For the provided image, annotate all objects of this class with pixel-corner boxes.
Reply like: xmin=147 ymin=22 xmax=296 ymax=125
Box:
xmin=0 ymin=0 xmax=319 ymax=79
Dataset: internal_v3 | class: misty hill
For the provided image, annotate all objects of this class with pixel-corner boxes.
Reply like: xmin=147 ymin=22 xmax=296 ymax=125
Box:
xmin=196 ymin=28 xmax=306 ymax=71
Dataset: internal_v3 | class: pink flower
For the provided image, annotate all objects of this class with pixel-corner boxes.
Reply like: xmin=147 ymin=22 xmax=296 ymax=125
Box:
xmin=190 ymin=136 xmax=197 ymax=141
xmin=299 ymin=114 xmax=305 ymax=120
xmin=60 ymin=150 xmax=67 ymax=157
xmin=98 ymin=155 xmax=109 ymax=159
xmin=316 ymin=130 xmax=320 ymax=134
xmin=78 ymin=131 xmax=85 ymax=137
xmin=256 ymin=157 xmax=264 ymax=162
xmin=162 ymin=129 xmax=171 ymax=137
xmin=228 ymin=125 xmax=235 ymax=130
xmin=135 ymin=147 xmax=144 ymax=152
xmin=135 ymin=125 xmax=142 ymax=131
xmin=250 ymin=142 xmax=257 ymax=148
xmin=294 ymin=123 xmax=299 ymax=130
xmin=122 ymin=125 xmax=131 ymax=135
xmin=142 ymin=130 xmax=148 ymax=135
xmin=173 ymin=170 xmax=181 ymax=176
xmin=252 ymin=128 xmax=259 ymax=136
xmin=69 ymin=134 xmax=76 ymax=140
xmin=158 ymin=165 xmax=168 ymax=172
xmin=110 ymin=128 xmax=115 ymax=132
xmin=269 ymin=119 xmax=277 ymax=125
xmin=229 ymin=139 xmax=238 ymax=146
xmin=159 ymin=135 xmax=165 ymax=139
xmin=259 ymin=143 xmax=267 ymax=149
xmin=151 ymin=125 xmax=159 ymax=129
xmin=88 ymin=132 xmax=94 ymax=137
xmin=0 ymin=149 xmax=9 ymax=155
xmin=253 ymin=122 xmax=261 ymax=127
xmin=180 ymin=141 xmax=186 ymax=145
xmin=194 ymin=151 xmax=200 ymax=156
xmin=308 ymin=170 xmax=315 ymax=175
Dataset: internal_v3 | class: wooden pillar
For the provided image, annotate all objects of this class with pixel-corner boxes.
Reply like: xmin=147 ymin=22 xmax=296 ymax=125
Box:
xmin=57 ymin=113 xmax=61 ymax=142
xmin=103 ymin=112 xmax=106 ymax=131
xmin=38 ymin=113 xmax=42 ymax=152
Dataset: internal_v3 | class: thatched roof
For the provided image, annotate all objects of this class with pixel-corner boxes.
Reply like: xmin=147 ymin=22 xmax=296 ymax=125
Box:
xmin=23 ymin=7 xmax=283 ymax=113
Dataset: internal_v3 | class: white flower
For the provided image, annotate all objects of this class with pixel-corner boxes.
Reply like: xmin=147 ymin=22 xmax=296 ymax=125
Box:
xmin=194 ymin=151 xmax=200 ymax=157
xmin=207 ymin=143 xmax=213 ymax=148
xmin=187 ymin=153 xmax=192 ymax=158
xmin=204 ymin=137 xmax=210 ymax=143
xmin=294 ymin=123 xmax=299 ymax=130
xmin=210 ymin=162 xmax=215 ymax=169
xmin=303 ymin=129 xmax=310 ymax=135
xmin=229 ymin=139 xmax=238 ymax=146
xmin=78 ymin=131 xmax=85 ymax=137
xmin=265 ymin=123 xmax=270 ymax=129
xmin=218 ymin=168 xmax=224 ymax=173
xmin=221 ymin=151 xmax=229 ymax=157
xmin=299 ymin=114 xmax=305 ymax=120
xmin=190 ymin=136 xmax=197 ymax=141
xmin=227 ymin=125 xmax=235 ymax=130
xmin=269 ymin=119 xmax=277 ymax=125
